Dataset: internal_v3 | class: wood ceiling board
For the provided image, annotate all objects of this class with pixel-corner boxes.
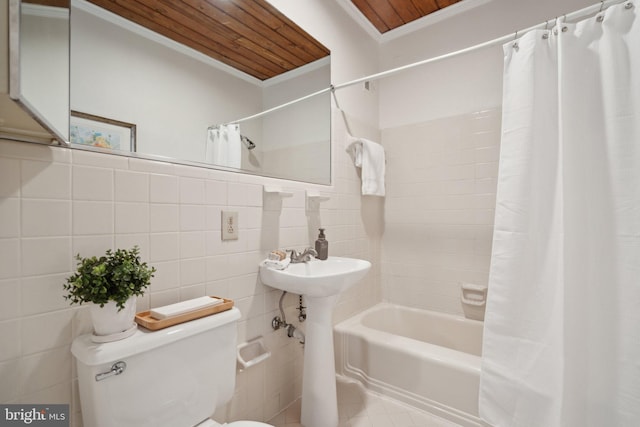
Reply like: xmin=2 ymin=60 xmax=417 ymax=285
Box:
xmin=351 ymin=0 xmax=464 ymax=34
xmin=85 ymin=0 xmax=329 ymax=81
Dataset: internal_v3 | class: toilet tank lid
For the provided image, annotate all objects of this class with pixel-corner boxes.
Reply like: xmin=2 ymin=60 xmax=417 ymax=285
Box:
xmin=72 ymin=307 xmax=241 ymax=366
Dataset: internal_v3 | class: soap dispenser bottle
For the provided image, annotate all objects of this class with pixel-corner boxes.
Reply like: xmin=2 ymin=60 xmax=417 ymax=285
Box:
xmin=315 ymin=228 xmax=328 ymax=260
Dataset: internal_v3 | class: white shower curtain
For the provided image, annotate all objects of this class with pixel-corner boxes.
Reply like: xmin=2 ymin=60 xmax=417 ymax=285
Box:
xmin=480 ymin=2 xmax=640 ymax=426
xmin=205 ymin=123 xmax=242 ymax=168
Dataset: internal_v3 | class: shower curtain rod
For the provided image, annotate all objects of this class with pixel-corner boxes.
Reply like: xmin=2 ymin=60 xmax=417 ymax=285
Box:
xmin=219 ymin=0 xmax=627 ymax=126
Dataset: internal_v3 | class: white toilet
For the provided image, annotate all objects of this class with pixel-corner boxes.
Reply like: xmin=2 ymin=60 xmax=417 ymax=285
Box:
xmin=71 ymin=307 xmax=273 ymax=427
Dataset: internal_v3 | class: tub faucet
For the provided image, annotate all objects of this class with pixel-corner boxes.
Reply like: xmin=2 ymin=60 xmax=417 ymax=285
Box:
xmin=289 ymin=248 xmax=318 ymax=263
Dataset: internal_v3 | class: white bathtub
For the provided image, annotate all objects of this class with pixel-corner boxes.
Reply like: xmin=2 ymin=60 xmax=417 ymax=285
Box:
xmin=334 ymin=303 xmax=486 ymax=427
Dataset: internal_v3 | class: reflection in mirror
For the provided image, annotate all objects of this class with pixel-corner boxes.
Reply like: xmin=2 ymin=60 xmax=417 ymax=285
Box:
xmin=209 ymin=88 xmax=331 ymax=184
xmin=9 ymin=0 xmax=69 ymax=142
xmin=70 ymin=0 xmax=331 ymax=184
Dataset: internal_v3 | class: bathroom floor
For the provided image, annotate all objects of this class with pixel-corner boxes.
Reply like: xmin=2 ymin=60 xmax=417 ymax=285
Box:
xmin=268 ymin=377 xmax=461 ymax=427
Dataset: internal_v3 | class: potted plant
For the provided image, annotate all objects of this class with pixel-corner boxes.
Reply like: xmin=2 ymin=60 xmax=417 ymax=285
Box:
xmin=64 ymin=246 xmax=156 ymax=337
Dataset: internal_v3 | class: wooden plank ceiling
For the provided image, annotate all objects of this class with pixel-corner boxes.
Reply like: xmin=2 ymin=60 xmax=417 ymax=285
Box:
xmin=73 ymin=0 xmax=329 ymax=81
xmin=351 ymin=0 xmax=463 ymax=33
xmin=82 ymin=0 xmax=330 ymax=81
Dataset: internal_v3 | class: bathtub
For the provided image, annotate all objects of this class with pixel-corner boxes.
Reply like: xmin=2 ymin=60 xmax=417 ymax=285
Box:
xmin=334 ymin=303 xmax=486 ymax=427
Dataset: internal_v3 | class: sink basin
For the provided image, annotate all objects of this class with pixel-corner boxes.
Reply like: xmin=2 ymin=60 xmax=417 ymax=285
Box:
xmin=259 ymin=256 xmax=371 ymax=297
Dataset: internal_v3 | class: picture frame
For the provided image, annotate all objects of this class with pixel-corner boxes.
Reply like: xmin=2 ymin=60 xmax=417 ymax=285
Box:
xmin=70 ymin=111 xmax=136 ymax=152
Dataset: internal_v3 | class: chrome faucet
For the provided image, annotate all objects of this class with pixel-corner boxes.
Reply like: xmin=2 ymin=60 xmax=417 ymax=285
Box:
xmin=289 ymin=248 xmax=318 ymax=263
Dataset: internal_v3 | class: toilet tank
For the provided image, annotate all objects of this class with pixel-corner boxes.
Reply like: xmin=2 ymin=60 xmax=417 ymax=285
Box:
xmin=71 ymin=307 xmax=241 ymax=427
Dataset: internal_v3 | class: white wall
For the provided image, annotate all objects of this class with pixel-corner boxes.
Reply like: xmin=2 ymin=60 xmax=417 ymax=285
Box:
xmin=0 ymin=1 xmax=381 ymax=425
xmin=379 ymin=0 xmax=595 ymax=128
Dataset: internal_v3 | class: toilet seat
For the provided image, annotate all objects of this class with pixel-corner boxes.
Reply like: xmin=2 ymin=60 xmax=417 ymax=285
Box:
xmin=196 ymin=418 xmax=273 ymax=427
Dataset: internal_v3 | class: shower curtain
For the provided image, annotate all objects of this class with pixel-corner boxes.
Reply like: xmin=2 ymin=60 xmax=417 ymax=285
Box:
xmin=205 ymin=123 xmax=242 ymax=168
xmin=479 ymin=2 xmax=640 ymax=426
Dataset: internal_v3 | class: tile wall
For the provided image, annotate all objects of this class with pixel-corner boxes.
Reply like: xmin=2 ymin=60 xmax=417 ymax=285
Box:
xmin=0 ymin=110 xmax=381 ymax=425
xmin=381 ymin=108 xmax=501 ymax=316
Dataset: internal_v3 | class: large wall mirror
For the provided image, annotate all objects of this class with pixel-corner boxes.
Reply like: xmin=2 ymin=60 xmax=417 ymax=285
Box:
xmin=8 ymin=0 xmax=331 ymax=184
xmin=4 ymin=0 xmax=70 ymax=144
xmin=69 ymin=0 xmax=332 ymax=184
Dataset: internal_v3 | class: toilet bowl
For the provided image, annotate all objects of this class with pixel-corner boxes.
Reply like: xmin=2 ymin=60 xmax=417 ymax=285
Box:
xmin=71 ymin=307 xmax=275 ymax=427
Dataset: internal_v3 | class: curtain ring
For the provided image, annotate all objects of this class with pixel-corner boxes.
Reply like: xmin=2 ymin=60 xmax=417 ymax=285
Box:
xmin=513 ymin=31 xmax=519 ymax=50
xmin=625 ymin=2 xmax=633 ymax=9
xmin=542 ymin=21 xmax=550 ymax=39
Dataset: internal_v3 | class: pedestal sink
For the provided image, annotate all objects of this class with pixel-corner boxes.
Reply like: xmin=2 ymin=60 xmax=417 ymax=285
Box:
xmin=259 ymin=256 xmax=371 ymax=427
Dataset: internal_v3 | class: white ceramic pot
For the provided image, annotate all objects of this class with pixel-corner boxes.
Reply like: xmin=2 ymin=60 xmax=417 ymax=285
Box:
xmin=90 ymin=296 xmax=137 ymax=336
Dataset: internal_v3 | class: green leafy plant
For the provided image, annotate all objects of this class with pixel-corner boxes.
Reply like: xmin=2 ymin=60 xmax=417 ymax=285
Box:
xmin=64 ymin=246 xmax=156 ymax=311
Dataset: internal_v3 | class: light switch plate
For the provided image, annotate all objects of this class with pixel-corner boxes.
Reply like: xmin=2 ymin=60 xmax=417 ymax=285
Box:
xmin=221 ymin=211 xmax=239 ymax=240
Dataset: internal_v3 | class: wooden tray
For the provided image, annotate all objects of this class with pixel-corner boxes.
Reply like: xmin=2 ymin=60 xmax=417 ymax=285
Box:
xmin=135 ymin=297 xmax=234 ymax=331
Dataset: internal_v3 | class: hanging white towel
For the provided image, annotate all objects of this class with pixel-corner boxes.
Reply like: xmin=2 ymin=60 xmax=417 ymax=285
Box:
xmin=206 ymin=124 xmax=241 ymax=168
xmin=346 ymin=136 xmax=385 ymax=196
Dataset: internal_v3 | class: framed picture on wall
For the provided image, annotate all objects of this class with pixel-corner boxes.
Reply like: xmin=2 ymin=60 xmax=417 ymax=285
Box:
xmin=70 ymin=111 xmax=137 ymax=152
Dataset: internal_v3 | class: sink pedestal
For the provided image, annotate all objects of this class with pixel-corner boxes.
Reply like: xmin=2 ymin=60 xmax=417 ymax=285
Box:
xmin=258 ymin=257 xmax=371 ymax=427
xmin=301 ymin=294 xmax=339 ymax=427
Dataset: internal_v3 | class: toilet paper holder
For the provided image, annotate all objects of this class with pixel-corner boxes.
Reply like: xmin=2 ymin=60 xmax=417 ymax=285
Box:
xmin=237 ymin=336 xmax=271 ymax=371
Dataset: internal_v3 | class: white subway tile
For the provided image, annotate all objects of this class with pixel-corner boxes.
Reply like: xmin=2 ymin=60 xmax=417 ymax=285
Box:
xmin=149 ymin=289 xmax=180 ymax=309
xmin=115 ymin=202 xmax=149 ymax=234
xmin=246 ymin=184 xmax=263 ymax=207
xmin=206 ymin=255 xmax=229 ymax=281
xmin=179 ymin=177 xmax=205 ymax=204
xmin=0 ymin=359 xmax=21 ymax=401
xmin=180 ymin=232 xmax=205 ymax=259
xmin=149 ymin=260 xmax=179 ymax=292
xmin=72 ymin=149 xmax=128 ymax=169
xmin=149 ymin=204 xmax=178 ymax=232
xmin=19 ymin=347 xmax=72 ymax=395
xmin=18 ymin=381 xmax=71 ymax=405
xmin=21 ymin=310 xmax=73 ymax=355
xmin=206 ymin=206 xmax=222 ymax=231
xmin=149 ymin=174 xmax=178 ymax=203
xmin=115 ymin=170 xmax=149 ymax=202
xmin=0 ymin=198 xmax=20 ymax=238
xmin=179 ymin=284 xmax=206 ymax=301
xmin=21 ymin=237 xmax=71 ymax=276
xmin=205 ymin=230 xmax=223 ymax=256
xmin=114 ymin=234 xmax=149 ymax=261
xmin=128 ymin=158 xmax=174 ymax=174
xmin=174 ymin=164 xmax=208 ymax=179
xmin=0 ymin=157 xmax=21 ymax=197
xmin=0 ymin=279 xmax=20 ymax=321
xmin=149 ymin=233 xmax=179 ymax=262
xmin=475 ymin=178 xmax=498 ymax=194
xmin=180 ymin=205 xmax=205 ymax=231
xmin=0 ymin=239 xmax=20 ymax=279
xmin=180 ymin=258 xmax=206 ymax=286
xmin=72 ymin=201 xmax=113 ymax=235
xmin=475 ymin=146 xmax=500 ymax=163
xmin=0 ymin=320 xmax=20 ymax=362
xmin=22 ymin=199 xmax=71 ymax=237
xmin=22 ymin=273 xmax=70 ymax=316
xmin=0 ymin=140 xmax=70 ymax=163
xmin=228 ymin=275 xmax=259 ymax=301
xmin=205 ymin=180 xmax=227 ymax=205
xmin=21 ymin=161 xmax=71 ymax=199
xmin=72 ymin=165 xmax=113 ymax=201
xmin=228 ymin=183 xmax=247 ymax=206
xmin=72 ymin=235 xmax=113 ymax=259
